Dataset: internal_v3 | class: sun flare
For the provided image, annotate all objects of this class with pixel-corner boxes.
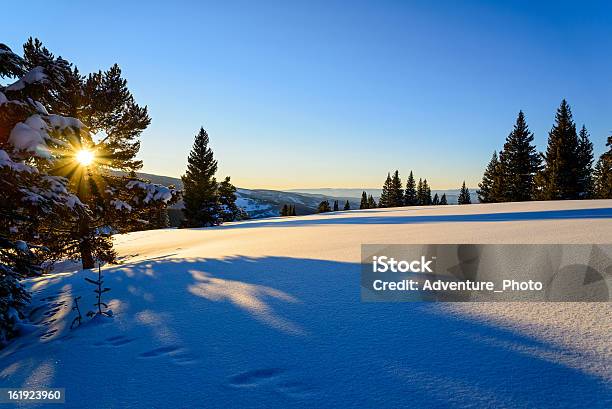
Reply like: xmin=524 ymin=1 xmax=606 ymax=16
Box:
xmin=76 ymin=149 xmax=94 ymax=166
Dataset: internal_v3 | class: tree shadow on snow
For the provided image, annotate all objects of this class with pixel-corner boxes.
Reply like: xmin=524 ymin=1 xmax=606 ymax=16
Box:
xmin=209 ymin=207 xmax=612 ymax=230
xmin=1 ymin=255 xmax=611 ymax=408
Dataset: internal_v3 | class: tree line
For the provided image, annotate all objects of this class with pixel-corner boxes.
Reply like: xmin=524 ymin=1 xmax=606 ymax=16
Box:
xmin=358 ymin=171 xmax=470 ymax=209
xmin=280 ymin=204 xmax=297 ymax=216
xmin=316 ymin=199 xmax=351 ymax=213
xmin=478 ymin=100 xmax=611 ymax=202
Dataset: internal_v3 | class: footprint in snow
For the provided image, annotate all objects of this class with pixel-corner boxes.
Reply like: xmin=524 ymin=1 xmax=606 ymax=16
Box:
xmin=138 ymin=345 xmax=199 ymax=365
xmin=43 ymin=307 xmax=62 ymax=317
xmin=227 ymin=368 xmax=316 ymax=398
xmin=40 ymin=329 xmax=58 ymax=340
xmin=228 ymin=368 xmax=284 ymax=387
xmin=138 ymin=345 xmax=180 ymax=357
xmin=94 ymin=335 xmax=136 ymax=347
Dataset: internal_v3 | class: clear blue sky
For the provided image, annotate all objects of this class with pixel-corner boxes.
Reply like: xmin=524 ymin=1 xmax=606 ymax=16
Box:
xmin=2 ymin=0 xmax=611 ymax=189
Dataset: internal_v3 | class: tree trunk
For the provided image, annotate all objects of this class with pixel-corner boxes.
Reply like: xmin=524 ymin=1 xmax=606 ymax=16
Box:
xmin=80 ymin=238 xmax=95 ymax=269
xmin=79 ymin=215 xmax=95 ymax=269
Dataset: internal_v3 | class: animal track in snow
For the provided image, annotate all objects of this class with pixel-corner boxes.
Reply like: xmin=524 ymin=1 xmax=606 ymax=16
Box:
xmin=227 ymin=368 xmax=316 ymax=398
xmin=138 ymin=345 xmax=181 ymax=357
xmin=40 ymin=329 xmax=58 ymax=340
xmin=137 ymin=345 xmax=199 ymax=365
xmin=170 ymin=351 xmax=199 ymax=365
xmin=228 ymin=368 xmax=284 ymax=387
xmin=94 ymin=335 xmax=136 ymax=347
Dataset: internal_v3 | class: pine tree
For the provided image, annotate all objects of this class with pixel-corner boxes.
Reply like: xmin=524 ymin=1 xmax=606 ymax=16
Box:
xmin=389 ymin=170 xmax=403 ymax=207
xmin=422 ymin=179 xmax=432 ymax=205
xmin=592 ymin=136 xmax=612 ymax=199
xmin=367 ymin=195 xmax=377 ymax=208
xmin=417 ymin=179 xmax=432 ymax=205
xmin=333 ymin=200 xmax=339 ymax=212
xmin=11 ymin=38 xmax=178 ymax=269
xmin=458 ymin=181 xmax=471 ymax=204
xmin=218 ymin=176 xmax=243 ymax=222
xmin=576 ymin=125 xmax=594 ymax=198
xmin=290 ymin=205 xmax=296 ymax=216
xmin=317 ymin=200 xmax=331 ymax=213
xmin=535 ymin=100 xmax=580 ymax=200
xmin=343 ymin=200 xmax=350 ymax=210
xmin=478 ymin=151 xmax=504 ymax=203
xmin=280 ymin=204 xmax=288 ymax=216
xmin=432 ymin=193 xmax=439 ymax=205
xmin=499 ymin=111 xmax=541 ymax=201
xmin=439 ymin=193 xmax=448 ymax=205
xmin=1 ymin=43 xmax=88 ymax=342
xmin=359 ymin=191 xmax=368 ymax=209
xmin=416 ymin=178 xmax=424 ymax=205
xmin=404 ymin=171 xmax=417 ymax=206
xmin=379 ymin=173 xmax=392 ymax=208
xmin=147 ymin=207 xmax=170 ymax=229
xmin=182 ymin=128 xmax=220 ymax=227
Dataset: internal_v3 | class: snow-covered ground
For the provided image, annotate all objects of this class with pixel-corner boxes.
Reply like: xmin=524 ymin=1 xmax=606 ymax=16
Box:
xmin=1 ymin=200 xmax=611 ymax=408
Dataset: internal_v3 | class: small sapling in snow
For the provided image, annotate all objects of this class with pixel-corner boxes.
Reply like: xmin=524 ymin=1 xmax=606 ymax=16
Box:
xmin=85 ymin=264 xmax=113 ymax=318
xmin=70 ymin=296 xmax=83 ymax=329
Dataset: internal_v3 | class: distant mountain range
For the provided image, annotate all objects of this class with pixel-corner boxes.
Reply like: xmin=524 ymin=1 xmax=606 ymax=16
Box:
xmin=130 ymin=172 xmax=478 ymax=222
xmin=130 ymin=172 xmax=360 ymax=220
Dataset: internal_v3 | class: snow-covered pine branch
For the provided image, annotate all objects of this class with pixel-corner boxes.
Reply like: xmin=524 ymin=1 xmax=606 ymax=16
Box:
xmin=1 ymin=42 xmax=88 ymax=344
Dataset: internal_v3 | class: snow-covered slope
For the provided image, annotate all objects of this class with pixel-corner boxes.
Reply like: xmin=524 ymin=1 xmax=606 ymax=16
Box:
xmin=234 ymin=188 xmax=358 ymax=219
xmin=131 ymin=172 xmax=359 ymax=219
xmin=1 ymin=200 xmax=611 ymax=408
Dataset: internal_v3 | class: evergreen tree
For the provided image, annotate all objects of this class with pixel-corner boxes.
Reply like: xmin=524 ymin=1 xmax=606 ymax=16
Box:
xmin=343 ymin=200 xmax=350 ymax=210
xmin=147 ymin=207 xmax=170 ymax=229
xmin=333 ymin=200 xmax=339 ymax=212
xmin=576 ymin=125 xmax=594 ymax=198
xmin=478 ymin=151 xmax=504 ymax=203
xmin=367 ymin=195 xmax=377 ymax=208
xmin=439 ymin=193 xmax=448 ymax=205
xmin=389 ymin=170 xmax=403 ymax=207
xmin=404 ymin=171 xmax=417 ymax=206
xmin=317 ymin=200 xmax=331 ymax=213
xmin=218 ymin=176 xmax=243 ymax=222
xmin=182 ymin=128 xmax=220 ymax=227
xmin=499 ymin=111 xmax=541 ymax=201
xmin=11 ymin=38 xmax=178 ymax=268
xmin=422 ymin=179 xmax=432 ymax=205
xmin=535 ymin=100 xmax=580 ymax=200
xmin=290 ymin=205 xmax=296 ymax=216
xmin=458 ymin=181 xmax=471 ymax=204
xmin=280 ymin=204 xmax=288 ymax=216
xmin=1 ymin=43 xmax=88 ymax=342
xmin=432 ymin=193 xmax=439 ymax=205
xmin=379 ymin=173 xmax=392 ymax=208
xmin=360 ymin=191 xmax=368 ymax=209
xmin=592 ymin=136 xmax=612 ymax=199
xmin=416 ymin=178 xmax=424 ymax=205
